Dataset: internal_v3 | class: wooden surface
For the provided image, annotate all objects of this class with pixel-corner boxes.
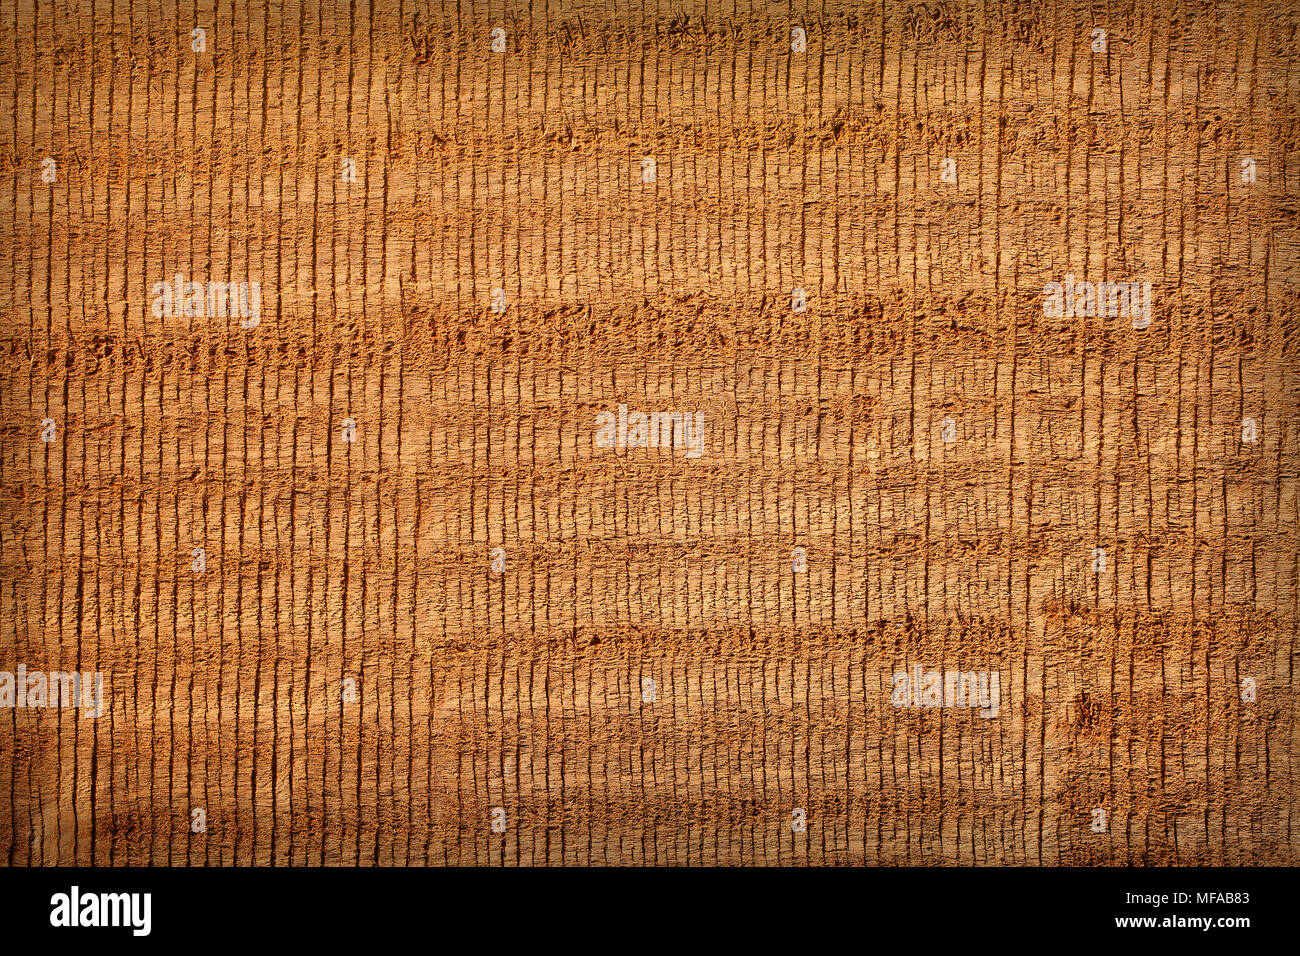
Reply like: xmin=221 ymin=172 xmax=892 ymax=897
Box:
xmin=1 ymin=0 xmax=1297 ymax=864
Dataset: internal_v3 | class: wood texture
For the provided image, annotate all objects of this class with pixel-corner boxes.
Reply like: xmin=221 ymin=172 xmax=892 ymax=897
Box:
xmin=1 ymin=0 xmax=1298 ymax=865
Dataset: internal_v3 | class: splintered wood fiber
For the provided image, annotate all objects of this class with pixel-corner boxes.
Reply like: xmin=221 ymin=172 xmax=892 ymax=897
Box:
xmin=1 ymin=0 xmax=1298 ymax=866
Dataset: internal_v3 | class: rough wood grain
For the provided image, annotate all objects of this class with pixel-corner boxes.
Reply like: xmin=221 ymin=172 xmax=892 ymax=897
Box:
xmin=0 ymin=0 xmax=1297 ymax=865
